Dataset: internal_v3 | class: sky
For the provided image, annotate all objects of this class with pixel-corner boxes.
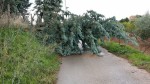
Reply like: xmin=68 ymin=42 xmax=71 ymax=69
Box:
xmin=29 ymin=0 xmax=150 ymax=20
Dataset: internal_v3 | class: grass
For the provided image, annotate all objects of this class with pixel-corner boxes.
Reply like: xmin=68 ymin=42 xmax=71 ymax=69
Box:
xmin=100 ymin=41 xmax=150 ymax=72
xmin=0 ymin=14 xmax=29 ymax=28
xmin=0 ymin=27 xmax=60 ymax=84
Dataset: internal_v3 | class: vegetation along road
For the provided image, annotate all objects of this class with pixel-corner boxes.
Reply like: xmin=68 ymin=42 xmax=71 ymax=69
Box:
xmin=57 ymin=48 xmax=150 ymax=84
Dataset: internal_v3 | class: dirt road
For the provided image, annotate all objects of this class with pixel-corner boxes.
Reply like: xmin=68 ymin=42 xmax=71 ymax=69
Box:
xmin=57 ymin=48 xmax=150 ymax=84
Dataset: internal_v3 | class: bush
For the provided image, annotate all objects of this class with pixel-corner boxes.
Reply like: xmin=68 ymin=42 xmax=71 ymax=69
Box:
xmin=121 ymin=21 xmax=136 ymax=33
xmin=135 ymin=13 xmax=150 ymax=40
xmin=134 ymin=13 xmax=150 ymax=53
xmin=100 ymin=41 xmax=139 ymax=55
xmin=0 ymin=28 xmax=60 ymax=84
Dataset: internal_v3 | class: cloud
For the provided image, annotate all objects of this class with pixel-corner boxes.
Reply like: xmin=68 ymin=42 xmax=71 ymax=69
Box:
xmin=29 ymin=0 xmax=150 ymax=20
xmin=62 ymin=0 xmax=150 ymax=19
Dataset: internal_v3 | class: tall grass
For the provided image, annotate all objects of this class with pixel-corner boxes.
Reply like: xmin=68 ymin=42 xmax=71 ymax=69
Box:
xmin=100 ymin=41 xmax=139 ymax=55
xmin=0 ymin=13 xmax=29 ymax=28
xmin=0 ymin=27 xmax=60 ymax=84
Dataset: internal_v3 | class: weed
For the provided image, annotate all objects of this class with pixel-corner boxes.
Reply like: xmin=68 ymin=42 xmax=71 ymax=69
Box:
xmin=0 ymin=27 xmax=60 ymax=84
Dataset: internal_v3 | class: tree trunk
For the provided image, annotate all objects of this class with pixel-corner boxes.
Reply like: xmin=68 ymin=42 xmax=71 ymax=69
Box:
xmin=0 ymin=1 xmax=4 ymax=18
xmin=31 ymin=14 xmax=33 ymax=26
xmin=7 ymin=4 xmax=10 ymax=26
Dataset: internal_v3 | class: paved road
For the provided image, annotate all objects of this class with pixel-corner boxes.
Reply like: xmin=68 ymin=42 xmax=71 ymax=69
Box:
xmin=57 ymin=48 xmax=150 ymax=84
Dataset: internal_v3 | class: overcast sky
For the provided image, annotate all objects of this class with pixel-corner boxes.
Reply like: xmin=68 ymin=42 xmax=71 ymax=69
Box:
xmin=29 ymin=0 xmax=150 ymax=20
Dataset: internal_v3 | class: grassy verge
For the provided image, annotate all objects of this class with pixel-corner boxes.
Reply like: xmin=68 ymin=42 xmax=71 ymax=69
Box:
xmin=0 ymin=27 xmax=60 ymax=84
xmin=100 ymin=41 xmax=150 ymax=72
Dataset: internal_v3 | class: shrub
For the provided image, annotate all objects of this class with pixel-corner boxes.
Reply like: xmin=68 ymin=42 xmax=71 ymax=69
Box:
xmin=121 ymin=21 xmax=136 ymax=33
xmin=101 ymin=41 xmax=139 ymax=55
xmin=0 ymin=28 xmax=60 ymax=84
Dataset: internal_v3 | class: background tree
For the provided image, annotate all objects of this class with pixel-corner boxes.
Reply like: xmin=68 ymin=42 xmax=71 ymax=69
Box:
xmin=135 ymin=13 xmax=150 ymax=52
xmin=43 ymin=0 xmax=62 ymax=25
xmin=119 ymin=17 xmax=129 ymax=23
xmin=121 ymin=21 xmax=136 ymax=33
xmin=0 ymin=0 xmax=4 ymax=16
xmin=119 ymin=17 xmax=137 ymax=33
xmin=16 ymin=0 xmax=32 ymax=20
xmin=120 ymin=16 xmax=141 ymax=33
xmin=35 ymin=0 xmax=43 ymax=25
xmin=34 ymin=0 xmax=62 ymax=31
xmin=35 ymin=0 xmax=62 ymax=25
xmin=0 ymin=0 xmax=31 ymax=19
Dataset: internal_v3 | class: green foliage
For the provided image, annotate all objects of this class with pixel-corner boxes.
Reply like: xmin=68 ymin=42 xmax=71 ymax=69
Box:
xmin=121 ymin=21 xmax=136 ymax=32
xmin=16 ymin=0 xmax=31 ymax=18
xmin=129 ymin=53 xmax=150 ymax=66
xmin=103 ymin=17 xmax=128 ymax=41
xmin=119 ymin=17 xmax=129 ymax=23
xmin=0 ymin=28 xmax=60 ymax=84
xmin=45 ymin=10 xmax=137 ymax=56
xmin=34 ymin=0 xmax=137 ymax=56
xmin=100 ymin=41 xmax=139 ymax=55
xmin=100 ymin=41 xmax=150 ymax=72
xmin=43 ymin=0 xmax=62 ymax=23
xmin=0 ymin=0 xmax=31 ymax=15
xmin=135 ymin=13 xmax=150 ymax=40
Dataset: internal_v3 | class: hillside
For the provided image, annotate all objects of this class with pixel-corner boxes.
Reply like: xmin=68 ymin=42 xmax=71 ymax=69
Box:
xmin=0 ymin=28 xmax=60 ymax=84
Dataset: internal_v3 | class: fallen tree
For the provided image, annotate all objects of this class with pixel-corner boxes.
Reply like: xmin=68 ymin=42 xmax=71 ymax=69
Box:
xmin=34 ymin=0 xmax=137 ymax=56
xmin=40 ymin=10 xmax=137 ymax=56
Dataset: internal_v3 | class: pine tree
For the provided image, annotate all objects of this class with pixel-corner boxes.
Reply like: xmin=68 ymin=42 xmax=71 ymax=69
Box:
xmin=16 ymin=0 xmax=31 ymax=20
xmin=35 ymin=0 xmax=63 ymax=43
xmin=0 ymin=0 xmax=31 ymax=19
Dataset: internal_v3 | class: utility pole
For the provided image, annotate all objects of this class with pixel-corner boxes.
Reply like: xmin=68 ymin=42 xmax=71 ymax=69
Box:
xmin=64 ymin=0 xmax=69 ymax=11
xmin=64 ymin=0 xmax=69 ymax=19
xmin=64 ymin=0 xmax=67 ymax=11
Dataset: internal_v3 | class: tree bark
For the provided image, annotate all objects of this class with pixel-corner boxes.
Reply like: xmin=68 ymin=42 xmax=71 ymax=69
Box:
xmin=0 ymin=0 xmax=4 ymax=18
xmin=7 ymin=4 xmax=10 ymax=26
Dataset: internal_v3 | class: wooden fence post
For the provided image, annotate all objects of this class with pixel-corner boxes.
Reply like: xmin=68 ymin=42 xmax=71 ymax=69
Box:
xmin=7 ymin=4 xmax=10 ymax=26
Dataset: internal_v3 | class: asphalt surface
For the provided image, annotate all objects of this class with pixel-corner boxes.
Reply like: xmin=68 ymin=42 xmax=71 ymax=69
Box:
xmin=57 ymin=48 xmax=150 ymax=84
